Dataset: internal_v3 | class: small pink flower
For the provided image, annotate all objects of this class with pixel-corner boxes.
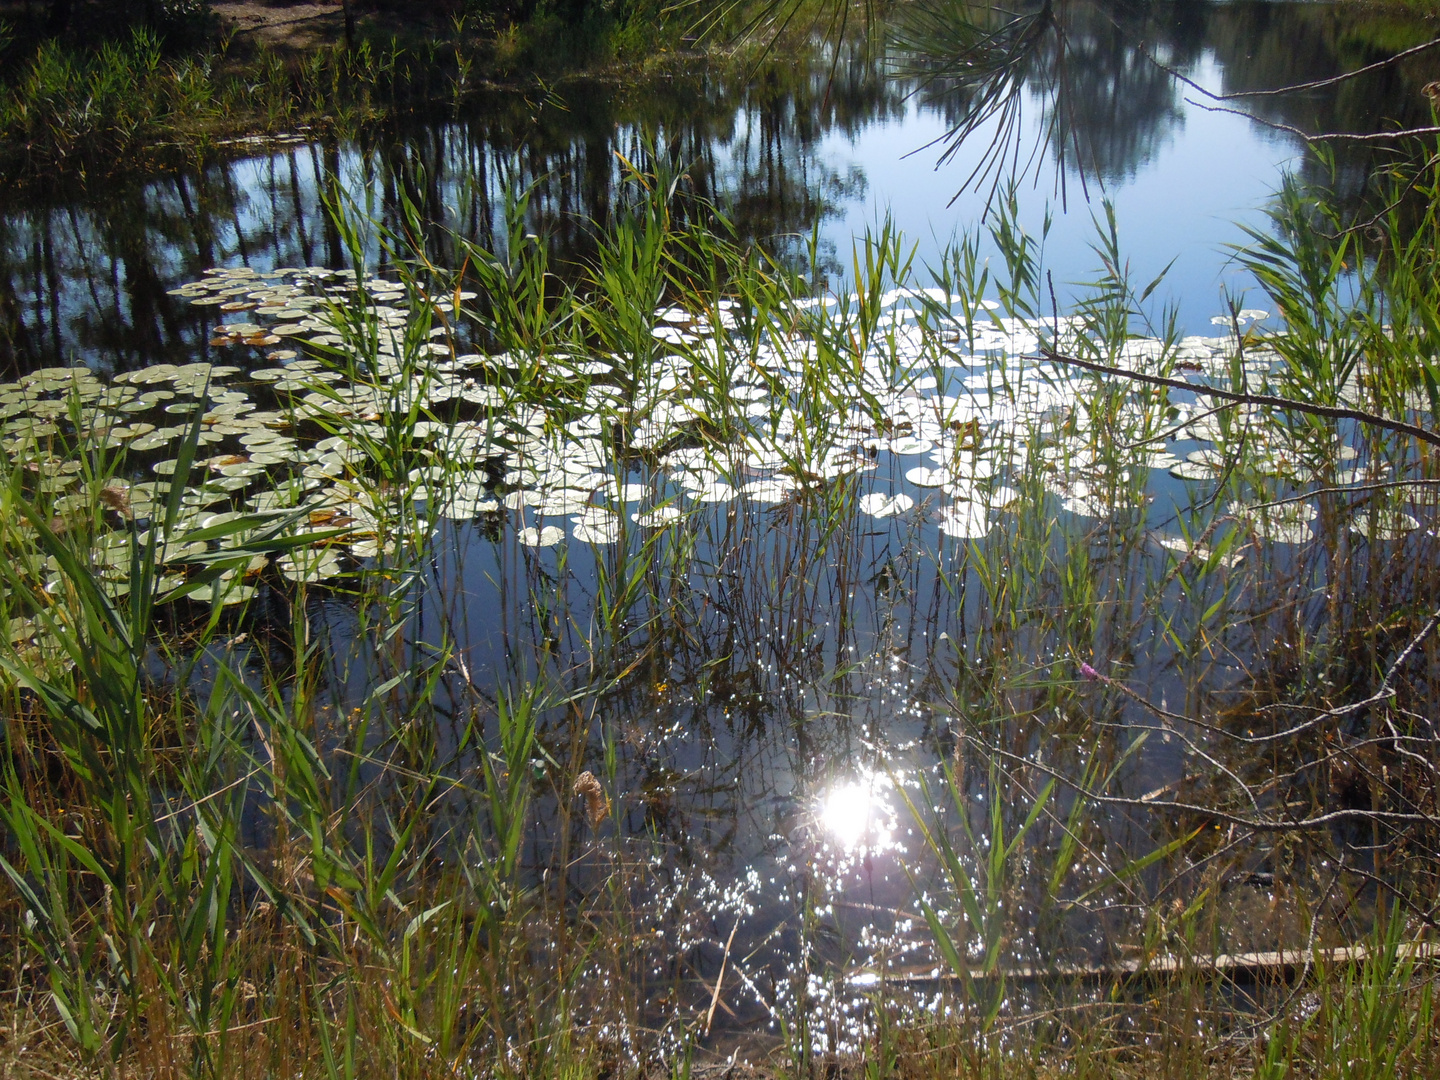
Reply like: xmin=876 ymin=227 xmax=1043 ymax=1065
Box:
xmin=1079 ymin=662 xmax=1100 ymax=681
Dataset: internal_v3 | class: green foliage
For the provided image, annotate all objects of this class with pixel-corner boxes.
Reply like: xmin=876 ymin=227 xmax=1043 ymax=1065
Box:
xmin=0 ymin=156 xmax=1438 ymax=1078
xmin=0 ymin=0 xmax=704 ymax=182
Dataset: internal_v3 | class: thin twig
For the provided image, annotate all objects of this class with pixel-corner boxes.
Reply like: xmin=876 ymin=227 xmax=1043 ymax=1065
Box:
xmin=704 ymin=917 xmax=740 ymax=1037
xmin=1150 ymin=37 xmax=1440 ymax=102
xmin=1082 ymin=605 xmax=1440 ymax=747
xmin=986 ymin=740 xmax=1440 ymax=832
xmin=1244 ymin=476 xmax=1440 ymax=514
xmin=1037 ymin=347 xmax=1440 ymax=448
xmin=1184 ymin=98 xmax=1440 ymax=144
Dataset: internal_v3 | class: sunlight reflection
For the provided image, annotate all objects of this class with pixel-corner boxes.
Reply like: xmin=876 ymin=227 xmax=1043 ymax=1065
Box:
xmin=819 ymin=771 xmax=896 ymax=851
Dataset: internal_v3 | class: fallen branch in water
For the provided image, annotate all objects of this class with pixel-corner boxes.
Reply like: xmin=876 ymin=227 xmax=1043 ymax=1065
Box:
xmin=846 ymin=940 xmax=1440 ymax=986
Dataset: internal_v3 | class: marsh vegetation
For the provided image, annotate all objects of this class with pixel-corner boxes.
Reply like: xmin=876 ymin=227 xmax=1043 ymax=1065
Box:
xmin=2 ymin=1 xmax=1440 ymax=1078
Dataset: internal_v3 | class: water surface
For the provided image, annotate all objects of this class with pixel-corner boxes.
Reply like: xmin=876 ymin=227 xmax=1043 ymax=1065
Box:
xmin=3 ymin=0 xmax=1439 ymax=1052
xmin=4 ymin=0 xmax=1438 ymax=377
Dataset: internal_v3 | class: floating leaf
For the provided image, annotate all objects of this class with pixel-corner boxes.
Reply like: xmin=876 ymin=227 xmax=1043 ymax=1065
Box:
xmin=536 ymin=489 xmax=593 ymax=516
xmin=1350 ymin=509 xmax=1420 ymax=541
xmin=279 ymin=548 xmax=344 ymax=583
xmin=905 ymin=466 xmax=947 ymax=487
xmin=743 ymin=478 xmax=792 ymax=504
xmin=859 ymin=492 xmax=914 ymax=518
xmin=632 ymin=506 xmax=683 ymax=527
xmin=938 ymin=503 xmax=990 ymax=538
xmin=1169 ymin=460 xmax=1218 ymax=481
xmin=518 ymin=525 xmax=564 ymax=547
xmin=690 ymin=481 xmax=736 ymax=503
xmin=573 ymin=520 xmax=620 ymax=544
xmin=889 ymin=437 xmax=934 ymax=455
xmin=1228 ymin=501 xmax=1315 ymax=545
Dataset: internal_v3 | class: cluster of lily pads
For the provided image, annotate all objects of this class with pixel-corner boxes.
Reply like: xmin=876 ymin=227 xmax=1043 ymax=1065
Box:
xmin=0 ymin=261 xmax=1422 ymax=654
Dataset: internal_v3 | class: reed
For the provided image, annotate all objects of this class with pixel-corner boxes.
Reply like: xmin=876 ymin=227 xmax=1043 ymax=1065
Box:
xmin=0 ymin=146 xmax=1437 ymax=1079
xmin=0 ymin=10 xmax=691 ymax=185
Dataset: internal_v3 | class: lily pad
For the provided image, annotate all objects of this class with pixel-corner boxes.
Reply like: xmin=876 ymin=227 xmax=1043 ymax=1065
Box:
xmin=518 ymin=525 xmax=564 ymax=547
xmin=632 ymin=506 xmax=683 ymax=527
xmin=279 ymin=548 xmax=344 ymax=583
xmin=905 ymin=466 xmax=947 ymax=488
xmin=859 ymin=492 xmax=914 ymax=518
xmin=1169 ymin=460 xmax=1218 ymax=481
xmin=743 ymin=478 xmax=793 ymax=504
xmin=573 ymin=519 xmax=620 ymax=544
xmin=938 ymin=503 xmax=991 ymax=538
xmin=1350 ymin=509 xmax=1421 ymax=541
xmin=889 ymin=437 xmax=934 ymax=455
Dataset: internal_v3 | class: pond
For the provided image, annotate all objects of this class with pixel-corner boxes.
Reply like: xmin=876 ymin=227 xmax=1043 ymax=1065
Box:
xmin=5 ymin=0 xmax=1439 ymax=378
xmin=1 ymin=0 xmax=1438 ymax=1062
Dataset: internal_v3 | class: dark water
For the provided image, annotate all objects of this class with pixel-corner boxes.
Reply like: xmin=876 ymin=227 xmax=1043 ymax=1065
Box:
xmin=4 ymin=0 xmax=1439 ymax=379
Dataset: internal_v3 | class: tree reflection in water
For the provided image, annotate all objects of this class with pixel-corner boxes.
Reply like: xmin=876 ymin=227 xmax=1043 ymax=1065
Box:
xmin=2 ymin=0 xmax=1438 ymax=378
xmin=892 ymin=0 xmax=1440 ymax=205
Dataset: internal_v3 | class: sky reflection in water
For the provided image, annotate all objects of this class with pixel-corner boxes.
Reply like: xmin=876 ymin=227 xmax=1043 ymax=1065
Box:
xmin=5 ymin=1 xmax=1439 ymax=377
xmin=815 ymin=56 xmax=1298 ymax=329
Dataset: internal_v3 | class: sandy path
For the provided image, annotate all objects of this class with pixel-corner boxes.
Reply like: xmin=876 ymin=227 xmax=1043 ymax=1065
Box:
xmin=212 ymin=1 xmax=346 ymax=50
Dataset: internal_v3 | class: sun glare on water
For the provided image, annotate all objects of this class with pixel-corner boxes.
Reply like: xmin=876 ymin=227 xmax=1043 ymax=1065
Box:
xmin=819 ymin=772 xmax=895 ymax=851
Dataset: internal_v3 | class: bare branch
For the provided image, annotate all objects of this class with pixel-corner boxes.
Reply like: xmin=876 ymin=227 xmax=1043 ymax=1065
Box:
xmin=1036 ymin=346 xmax=1440 ymax=448
xmin=1183 ymin=98 xmax=1440 ymax=143
xmin=1244 ymin=477 xmax=1440 ymax=515
xmin=1080 ymin=605 xmax=1440 ymax=747
xmin=986 ymin=741 xmax=1438 ymax=833
xmin=1148 ymin=36 xmax=1440 ymax=103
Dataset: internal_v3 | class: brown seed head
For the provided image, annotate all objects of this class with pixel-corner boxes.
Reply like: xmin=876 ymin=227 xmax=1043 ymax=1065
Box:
xmin=98 ymin=482 xmax=132 ymax=519
xmin=573 ymin=770 xmax=609 ymax=829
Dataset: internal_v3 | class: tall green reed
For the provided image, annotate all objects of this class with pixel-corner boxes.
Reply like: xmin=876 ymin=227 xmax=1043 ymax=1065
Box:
xmin=1 ymin=150 xmax=1438 ymax=1078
